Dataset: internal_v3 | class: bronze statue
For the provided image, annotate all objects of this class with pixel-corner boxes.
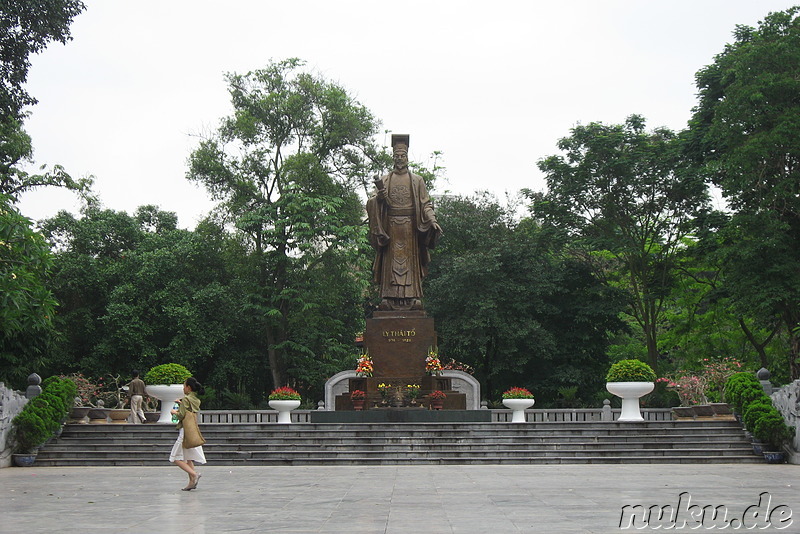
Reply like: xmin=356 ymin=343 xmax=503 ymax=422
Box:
xmin=366 ymin=134 xmax=442 ymax=311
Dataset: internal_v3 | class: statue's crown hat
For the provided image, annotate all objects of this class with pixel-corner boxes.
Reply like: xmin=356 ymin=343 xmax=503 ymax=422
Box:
xmin=391 ymin=134 xmax=409 ymax=150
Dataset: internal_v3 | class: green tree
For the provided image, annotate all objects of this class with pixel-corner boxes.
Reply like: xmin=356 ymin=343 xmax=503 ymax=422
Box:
xmin=0 ymin=193 xmax=57 ymax=386
xmin=687 ymin=7 xmax=800 ymax=379
xmin=529 ymin=115 xmax=708 ymax=372
xmin=425 ymin=194 xmax=626 ymax=405
xmin=187 ymin=58 xmax=382 ymax=389
xmin=0 ymin=0 xmax=85 ymax=120
xmin=0 ymin=1 xmax=90 ymax=199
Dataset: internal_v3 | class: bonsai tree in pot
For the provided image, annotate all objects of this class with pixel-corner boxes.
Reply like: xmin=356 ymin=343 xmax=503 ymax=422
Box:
xmin=606 ymin=359 xmax=656 ymax=422
xmin=144 ymin=364 xmax=192 ymax=423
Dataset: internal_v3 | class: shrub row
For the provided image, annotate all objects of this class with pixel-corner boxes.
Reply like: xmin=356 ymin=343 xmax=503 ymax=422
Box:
xmin=11 ymin=376 xmax=78 ymax=454
xmin=724 ymin=372 xmax=794 ymax=450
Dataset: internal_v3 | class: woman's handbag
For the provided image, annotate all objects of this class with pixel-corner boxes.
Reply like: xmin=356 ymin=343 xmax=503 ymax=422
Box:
xmin=182 ymin=410 xmax=206 ymax=448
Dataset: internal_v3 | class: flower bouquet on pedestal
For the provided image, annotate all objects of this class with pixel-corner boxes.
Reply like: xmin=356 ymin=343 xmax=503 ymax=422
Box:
xmin=425 ymin=347 xmax=443 ymax=376
xmin=355 ymin=351 xmax=373 ymax=377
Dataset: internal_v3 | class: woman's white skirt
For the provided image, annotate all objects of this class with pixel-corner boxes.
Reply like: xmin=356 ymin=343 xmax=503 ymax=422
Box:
xmin=169 ymin=428 xmax=207 ymax=464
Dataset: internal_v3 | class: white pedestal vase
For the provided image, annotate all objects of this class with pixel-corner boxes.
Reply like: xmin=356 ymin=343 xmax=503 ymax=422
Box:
xmin=502 ymin=398 xmax=535 ymax=423
xmin=606 ymin=382 xmax=654 ymax=422
xmin=269 ymin=399 xmax=301 ymax=424
xmin=145 ymin=384 xmax=185 ymax=423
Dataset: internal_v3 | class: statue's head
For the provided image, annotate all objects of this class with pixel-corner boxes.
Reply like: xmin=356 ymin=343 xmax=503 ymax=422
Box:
xmin=391 ymin=134 xmax=409 ymax=171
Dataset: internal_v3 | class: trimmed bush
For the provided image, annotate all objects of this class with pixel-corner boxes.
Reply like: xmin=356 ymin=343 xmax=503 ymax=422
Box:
xmin=723 ymin=372 xmax=760 ymax=410
xmin=606 ymin=359 xmax=657 ymax=383
xmin=11 ymin=376 xmax=76 ymax=453
xmin=743 ymin=401 xmax=773 ymax=430
xmin=753 ymin=413 xmax=795 ymax=449
xmin=144 ymin=363 xmax=192 ymax=385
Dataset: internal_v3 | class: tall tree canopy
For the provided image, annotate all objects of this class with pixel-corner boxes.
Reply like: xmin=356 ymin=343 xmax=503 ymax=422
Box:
xmin=0 ymin=0 xmax=85 ymax=121
xmin=688 ymin=6 xmax=800 ymax=379
xmin=187 ymin=58 xmax=384 ymax=389
xmin=426 ymin=194 xmax=626 ymax=405
xmin=529 ymin=116 xmax=708 ymax=372
xmin=0 ymin=193 xmax=57 ymax=385
xmin=0 ymin=0 xmax=90 ymax=199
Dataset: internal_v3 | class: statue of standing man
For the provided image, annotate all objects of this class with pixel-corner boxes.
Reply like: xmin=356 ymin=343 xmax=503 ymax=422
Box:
xmin=367 ymin=134 xmax=443 ymax=312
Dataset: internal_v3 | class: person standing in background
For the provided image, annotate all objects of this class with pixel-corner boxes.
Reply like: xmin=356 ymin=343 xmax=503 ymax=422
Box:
xmin=126 ymin=370 xmax=147 ymax=424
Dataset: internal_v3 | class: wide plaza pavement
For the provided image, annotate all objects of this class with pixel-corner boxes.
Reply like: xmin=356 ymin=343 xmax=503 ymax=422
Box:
xmin=1 ymin=463 xmax=798 ymax=533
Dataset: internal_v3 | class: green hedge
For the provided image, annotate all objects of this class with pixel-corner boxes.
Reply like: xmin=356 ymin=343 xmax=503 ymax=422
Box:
xmin=723 ymin=372 xmax=794 ymax=450
xmin=11 ymin=376 xmax=77 ymax=453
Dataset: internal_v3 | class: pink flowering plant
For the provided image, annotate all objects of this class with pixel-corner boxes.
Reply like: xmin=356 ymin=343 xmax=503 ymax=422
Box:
xmin=658 ymin=357 xmax=744 ymax=406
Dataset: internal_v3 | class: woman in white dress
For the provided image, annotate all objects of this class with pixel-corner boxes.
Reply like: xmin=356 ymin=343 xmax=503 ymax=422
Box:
xmin=169 ymin=377 xmax=206 ymax=490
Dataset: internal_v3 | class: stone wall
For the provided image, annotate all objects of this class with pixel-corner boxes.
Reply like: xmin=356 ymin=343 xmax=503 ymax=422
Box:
xmin=0 ymin=383 xmax=29 ymax=468
xmin=770 ymin=379 xmax=800 ymax=464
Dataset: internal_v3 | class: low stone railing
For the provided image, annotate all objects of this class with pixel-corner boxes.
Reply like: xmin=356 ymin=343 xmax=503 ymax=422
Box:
xmin=491 ymin=407 xmax=672 ymax=423
xmin=198 ymin=407 xmax=673 ymax=424
xmin=200 ymin=410 xmax=315 ymax=424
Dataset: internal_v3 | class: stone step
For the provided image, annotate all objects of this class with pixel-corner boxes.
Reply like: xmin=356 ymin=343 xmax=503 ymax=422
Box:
xmin=33 ymin=455 xmax=765 ymax=467
xmin=36 ymin=419 xmax=762 ymax=466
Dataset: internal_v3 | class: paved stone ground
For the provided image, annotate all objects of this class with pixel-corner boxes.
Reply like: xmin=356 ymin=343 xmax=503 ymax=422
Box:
xmin=1 ymin=464 xmax=798 ymax=533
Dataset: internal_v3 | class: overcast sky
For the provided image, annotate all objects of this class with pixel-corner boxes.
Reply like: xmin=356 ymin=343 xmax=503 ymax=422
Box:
xmin=17 ymin=0 xmax=798 ymax=228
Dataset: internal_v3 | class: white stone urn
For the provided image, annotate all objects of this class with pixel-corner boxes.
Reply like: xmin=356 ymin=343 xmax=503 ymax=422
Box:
xmin=269 ymin=399 xmax=301 ymax=424
xmin=606 ymin=382 xmax=654 ymax=422
xmin=502 ymin=398 xmax=535 ymax=423
xmin=145 ymin=384 xmax=185 ymax=423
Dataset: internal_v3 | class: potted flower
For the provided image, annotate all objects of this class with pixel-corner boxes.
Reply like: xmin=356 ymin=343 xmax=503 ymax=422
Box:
xmin=350 ymin=390 xmax=366 ymax=411
xmin=406 ymin=384 xmax=421 ymax=405
xmin=268 ymin=386 xmax=301 ymax=424
xmin=144 ymin=364 xmax=192 ymax=423
xmin=429 ymin=390 xmax=446 ymax=410
xmin=377 ymin=383 xmax=391 ymax=405
xmin=502 ymin=387 xmax=535 ymax=423
xmin=425 ymin=347 xmax=443 ymax=376
xmin=606 ymin=359 xmax=656 ymax=422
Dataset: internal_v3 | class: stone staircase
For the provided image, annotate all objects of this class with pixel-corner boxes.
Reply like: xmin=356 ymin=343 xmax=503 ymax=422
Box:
xmin=35 ymin=420 xmax=763 ymax=466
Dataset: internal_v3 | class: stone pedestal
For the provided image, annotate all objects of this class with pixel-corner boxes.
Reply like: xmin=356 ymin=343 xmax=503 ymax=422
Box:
xmin=365 ymin=312 xmax=435 ymax=378
xmin=331 ymin=311 xmax=468 ymax=411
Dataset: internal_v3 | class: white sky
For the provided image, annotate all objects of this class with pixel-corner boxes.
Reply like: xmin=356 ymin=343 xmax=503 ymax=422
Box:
xmin=17 ymin=0 xmax=797 ymax=228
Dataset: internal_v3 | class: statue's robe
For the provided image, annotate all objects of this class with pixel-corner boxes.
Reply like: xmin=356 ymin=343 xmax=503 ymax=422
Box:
xmin=366 ymin=171 xmax=441 ymax=302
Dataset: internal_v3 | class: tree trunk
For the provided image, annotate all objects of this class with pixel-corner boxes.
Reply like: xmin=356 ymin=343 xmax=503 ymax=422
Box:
xmin=266 ymin=325 xmax=282 ymax=388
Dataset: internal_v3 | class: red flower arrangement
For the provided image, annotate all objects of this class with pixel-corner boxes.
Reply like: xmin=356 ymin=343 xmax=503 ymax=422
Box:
xmin=268 ymin=386 xmax=301 ymax=400
xmin=429 ymin=390 xmax=447 ymax=400
xmin=502 ymin=387 xmax=534 ymax=399
xmin=350 ymin=389 xmax=366 ymax=400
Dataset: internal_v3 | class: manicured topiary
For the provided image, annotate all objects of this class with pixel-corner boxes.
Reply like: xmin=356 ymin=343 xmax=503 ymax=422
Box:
xmin=753 ymin=412 xmax=795 ymax=450
xmin=144 ymin=363 xmax=192 ymax=385
xmin=723 ymin=372 xmax=761 ymax=410
xmin=606 ymin=359 xmax=657 ymax=383
xmin=11 ymin=376 xmax=76 ymax=454
xmin=743 ymin=401 xmax=773 ymax=431
xmin=11 ymin=411 xmax=49 ymax=453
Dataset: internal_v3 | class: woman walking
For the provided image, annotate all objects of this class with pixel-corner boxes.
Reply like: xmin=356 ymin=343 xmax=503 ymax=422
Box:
xmin=169 ymin=377 xmax=206 ymax=490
